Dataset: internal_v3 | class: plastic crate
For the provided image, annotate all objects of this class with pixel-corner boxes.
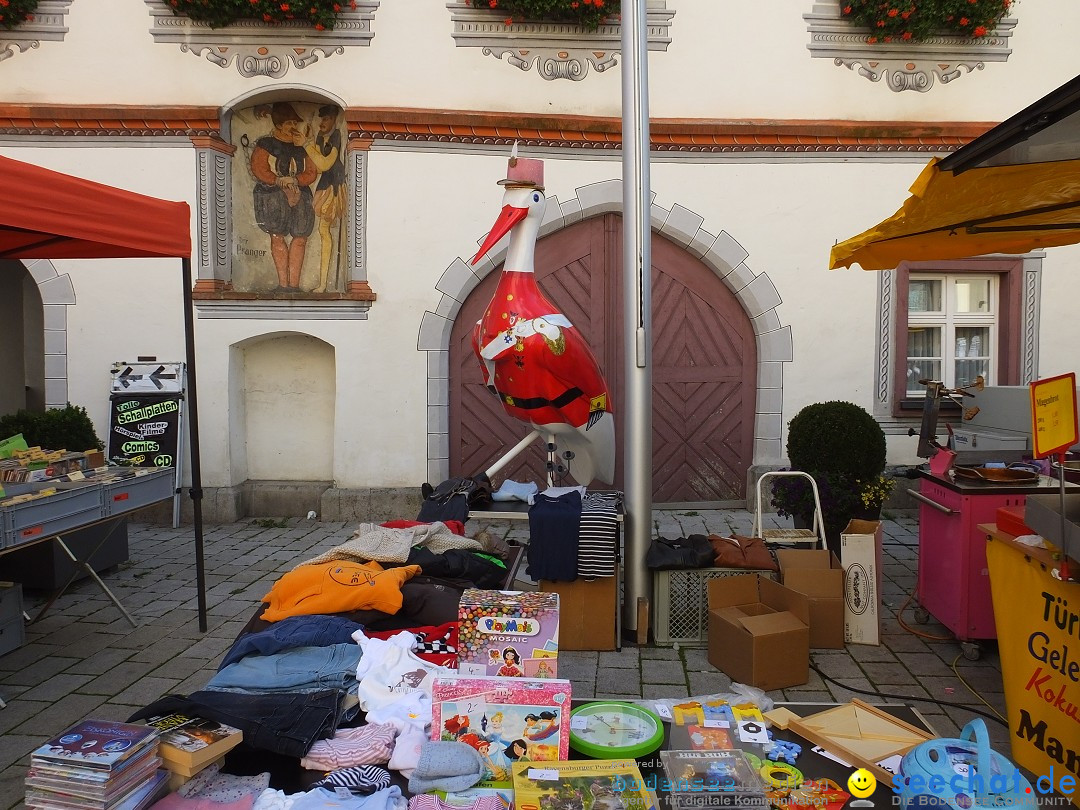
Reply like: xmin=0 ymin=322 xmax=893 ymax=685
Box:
xmin=103 ymin=468 xmax=174 ymax=516
xmin=653 ymin=567 xmax=777 ymax=646
xmin=1 ymin=482 xmax=104 ymax=550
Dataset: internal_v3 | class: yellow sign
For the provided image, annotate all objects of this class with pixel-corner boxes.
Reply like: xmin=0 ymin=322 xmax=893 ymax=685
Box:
xmin=986 ymin=537 xmax=1080 ymax=806
xmin=1030 ymin=373 xmax=1078 ymax=458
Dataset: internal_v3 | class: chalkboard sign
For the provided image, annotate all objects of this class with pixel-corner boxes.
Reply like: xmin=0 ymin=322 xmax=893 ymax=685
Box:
xmin=107 ymin=394 xmax=183 ymax=469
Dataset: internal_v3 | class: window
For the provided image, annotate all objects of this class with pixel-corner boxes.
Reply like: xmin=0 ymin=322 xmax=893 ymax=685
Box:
xmin=891 ymin=258 xmax=1028 ymax=415
xmin=906 ymin=274 xmax=997 ymax=395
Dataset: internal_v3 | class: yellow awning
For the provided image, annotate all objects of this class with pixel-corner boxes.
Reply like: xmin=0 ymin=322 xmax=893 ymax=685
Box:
xmin=830 ymin=156 xmax=1080 ymax=271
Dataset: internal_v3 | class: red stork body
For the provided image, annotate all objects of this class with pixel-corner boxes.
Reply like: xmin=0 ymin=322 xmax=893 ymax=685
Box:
xmin=470 ymin=160 xmax=615 ymax=484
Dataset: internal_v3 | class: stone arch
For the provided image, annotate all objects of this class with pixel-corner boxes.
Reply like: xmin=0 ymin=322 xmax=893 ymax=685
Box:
xmin=20 ymin=259 xmax=76 ymax=409
xmin=418 ymin=179 xmax=793 ymax=493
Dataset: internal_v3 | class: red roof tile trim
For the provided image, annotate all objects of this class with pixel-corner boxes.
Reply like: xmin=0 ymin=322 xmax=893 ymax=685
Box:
xmin=0 ymin=104 xmax=996 ymax=154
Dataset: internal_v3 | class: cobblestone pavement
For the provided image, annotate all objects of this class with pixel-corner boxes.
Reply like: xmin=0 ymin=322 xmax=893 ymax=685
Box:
xmin=0 ymin=509 xmax=1021 ymax=808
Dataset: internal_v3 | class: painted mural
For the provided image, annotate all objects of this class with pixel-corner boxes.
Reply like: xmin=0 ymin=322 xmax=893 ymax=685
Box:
xmin=231 ymin=101 xmax=348 ymax=294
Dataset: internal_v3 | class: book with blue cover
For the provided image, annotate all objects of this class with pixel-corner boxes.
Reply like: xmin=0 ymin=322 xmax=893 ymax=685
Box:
xmin=31 ymin=720 xmax=158 ymax=772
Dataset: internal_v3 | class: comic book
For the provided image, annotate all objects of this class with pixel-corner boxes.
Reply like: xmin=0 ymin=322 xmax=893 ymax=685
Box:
xmin=430 ymin=675 xmax=571 ymax=784
xmin=510 ymin=760 xmax=657 ymax=810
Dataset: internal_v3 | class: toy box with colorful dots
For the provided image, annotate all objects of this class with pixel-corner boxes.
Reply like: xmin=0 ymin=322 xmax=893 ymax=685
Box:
xmin=457 ymin=589 xmax=560 ymax=678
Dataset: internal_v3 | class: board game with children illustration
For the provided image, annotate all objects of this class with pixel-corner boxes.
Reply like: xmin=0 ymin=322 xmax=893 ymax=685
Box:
xmin=430 ymin=675 xmax=571 ymax=783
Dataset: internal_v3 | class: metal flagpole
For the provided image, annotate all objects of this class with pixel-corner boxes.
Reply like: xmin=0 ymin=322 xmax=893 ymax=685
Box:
xmin=621 ymin=0 xmax=653 ymax=636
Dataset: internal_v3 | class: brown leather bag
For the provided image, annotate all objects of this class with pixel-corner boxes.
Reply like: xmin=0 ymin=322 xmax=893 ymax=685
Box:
xmin=707 ymin=533 xmax=778 ymax=571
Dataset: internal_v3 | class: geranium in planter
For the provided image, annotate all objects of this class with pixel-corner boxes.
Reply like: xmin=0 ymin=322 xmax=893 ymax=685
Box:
xmin=840 ymin=0 xmax=1011 ymax=43
xmin=168 ymin=0 xmax=358 ymax=29
xmin=0 ymin=0 xmax=38 ymax=30
xmin=473 ymin=0 xmax=620 ymax=31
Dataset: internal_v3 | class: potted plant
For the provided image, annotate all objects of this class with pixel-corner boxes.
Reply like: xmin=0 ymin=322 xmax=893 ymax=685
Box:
xmin=0 ymin=403 xmax=104 ymax=451
xmin=0 ymin=0 xmax=38 ymax=29
xmin=165 ymin=0 xmax=357 ymax=29
xmin=840 ymin=0 xmax=1012 ymax=44
xmin=770 ymin=400 xmax=891 ymax=553
xmin=471 ymin=0 xmax=620 ymax=31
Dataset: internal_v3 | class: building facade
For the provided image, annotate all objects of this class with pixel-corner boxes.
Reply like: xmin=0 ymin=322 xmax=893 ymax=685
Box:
xmin=2 ymin=0 xmax=1077 ymax=519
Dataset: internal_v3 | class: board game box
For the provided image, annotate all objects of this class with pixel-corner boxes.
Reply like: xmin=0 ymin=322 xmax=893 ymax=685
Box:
xmin=511 ymin=759 xmax=658 ymax=810
xmin=457 ymin=589 xmax=559 ymax=678
xmin=431 ymin=675 xmax=571 ymax=783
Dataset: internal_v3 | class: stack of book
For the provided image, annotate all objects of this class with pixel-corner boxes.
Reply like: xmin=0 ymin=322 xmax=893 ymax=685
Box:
xmin=142 ymin=713 xmax=243 ymax=789
xmin=25 ymin=719 xmax=168 ymax=810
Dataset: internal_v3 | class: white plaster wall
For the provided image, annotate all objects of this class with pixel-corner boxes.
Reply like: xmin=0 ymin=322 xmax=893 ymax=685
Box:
xmin=2 ymin=1 xmax=1080 ymax=122
xmin=241 ymin=333 xmax=335 ymax=480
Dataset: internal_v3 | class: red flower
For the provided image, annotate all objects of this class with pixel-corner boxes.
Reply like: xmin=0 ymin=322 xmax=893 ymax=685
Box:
xmin=0 ymin=1 xmax=9 ymax=7
xmin=842 ymin=4 xmax=852 ymax=13
xmin=279 ymin=2 xmax=289 ymax=9
xmin=901 ymin=10 xmax=911 ymax=18
xmin=333 ymin=2 xmax=340 ymax=9
xmin=959 ymin=17 xmax=969 ymax=25
xmin=315 ymin=22 xmax=325 ymax=29
xmin=489 ymin=0 xmax=497 ymax=6
xmin=595 ymin=0 xmax=603 ymax=6
xmin=504 ymin=16 xmax=512 ymax=24
xmin=876 ymin=19 xmax=885 ymax=26
xmin=902 ymin=30 xmax=912 ymax=39
xmin=973 ymin=25 xmax=987 ymax=35
xmin=571 ymin=1 xmax=578 ymax=6
xmin=887 ymin=8 xmax=898 ymax=16
xmin=263 ymin=13 xmax=272 ymax=20
xmin=883 ymin=34 xmax=892 ymax=41
xmin=867 ymin=35 xmax=879 ymax=42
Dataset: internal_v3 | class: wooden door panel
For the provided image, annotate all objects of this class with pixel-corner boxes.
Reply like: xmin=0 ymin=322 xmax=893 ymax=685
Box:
xmin=450 ymin=214 xmax=756 ymax=502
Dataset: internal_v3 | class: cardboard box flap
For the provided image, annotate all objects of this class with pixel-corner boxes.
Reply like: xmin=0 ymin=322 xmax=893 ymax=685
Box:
xmin=759 ymin=575 xmax=811 ymax=625
xmin=776 ymin=549 xmax=845 ymax=597
xmin=842 ymin=519 xmax=881 ymax=536
xmin=737 ymin=610 xmax=808 ymax=636
xmin=707 ymin=574 xmax=763 ymax=609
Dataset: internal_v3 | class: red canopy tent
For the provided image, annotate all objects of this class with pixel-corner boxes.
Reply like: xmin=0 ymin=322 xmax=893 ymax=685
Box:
xmin=0 ymin=153 xmax=209 ymax=630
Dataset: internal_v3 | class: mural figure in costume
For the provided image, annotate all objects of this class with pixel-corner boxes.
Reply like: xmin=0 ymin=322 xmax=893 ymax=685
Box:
xmin=302 ymin=104 xmax=347 ymax=293
xmin=250 ymin=102 xmax=316 ymax=292
xmin=470 ymin=152 xmax=616 ymax=485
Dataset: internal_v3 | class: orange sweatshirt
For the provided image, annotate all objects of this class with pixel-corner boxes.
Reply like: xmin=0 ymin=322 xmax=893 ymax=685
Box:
xmin=261 ymin=561 xmax=421 ymax=622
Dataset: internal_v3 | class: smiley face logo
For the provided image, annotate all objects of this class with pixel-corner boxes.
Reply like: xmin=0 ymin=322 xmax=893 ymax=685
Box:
xmin=848 ymin=768 xmax=877 ymax=798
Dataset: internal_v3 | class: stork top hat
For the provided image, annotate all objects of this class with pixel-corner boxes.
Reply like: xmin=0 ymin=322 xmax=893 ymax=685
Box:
xmin=498 ymin=143 xmax=544 ymax=189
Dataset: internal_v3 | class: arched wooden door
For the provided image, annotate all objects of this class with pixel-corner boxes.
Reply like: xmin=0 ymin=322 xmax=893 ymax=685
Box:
xmin=449 ymin=214 xmax=757 ymax=503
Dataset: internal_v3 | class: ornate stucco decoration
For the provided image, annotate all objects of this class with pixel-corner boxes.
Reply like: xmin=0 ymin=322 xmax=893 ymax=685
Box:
xmin=145 ymin=0 xmax=379 ymax=78
xmin=0 ymin=0 xmax=71 ymax=63
xmin=447 ymin=0 xmax=673 ymax=81
xmin=805 ymin=1 xmax=1015 ymax=92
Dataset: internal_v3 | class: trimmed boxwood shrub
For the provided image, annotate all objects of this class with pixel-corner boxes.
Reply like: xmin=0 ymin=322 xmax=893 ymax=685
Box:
xmin=0 ymin=404 xmax=104 ymax=452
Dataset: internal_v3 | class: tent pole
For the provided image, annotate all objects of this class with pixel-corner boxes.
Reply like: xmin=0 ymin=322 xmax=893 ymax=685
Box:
xmin=181 ymin=257 xmax=209 ymax=632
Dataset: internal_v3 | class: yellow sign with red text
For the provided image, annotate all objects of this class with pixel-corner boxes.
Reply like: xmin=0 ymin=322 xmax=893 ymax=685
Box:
xmin=1030 ymin=373 xmax=1078 ymax=458
xmin=986 ymin=537 xmax=1080 ymax=806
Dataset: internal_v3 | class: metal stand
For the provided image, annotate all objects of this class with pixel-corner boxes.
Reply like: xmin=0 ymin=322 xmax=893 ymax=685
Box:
xmin=30 ymin=518 xmax=138 ymax=628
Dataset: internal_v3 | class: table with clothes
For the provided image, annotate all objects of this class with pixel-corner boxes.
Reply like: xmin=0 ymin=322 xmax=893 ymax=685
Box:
xmin=123 ymin=487 xmax=625 ymax=810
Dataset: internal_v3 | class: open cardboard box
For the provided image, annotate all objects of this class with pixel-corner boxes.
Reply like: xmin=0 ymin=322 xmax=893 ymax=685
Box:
xmin=707 ymin=574 xmax=810 ymax=691
xmin=776 ymin=549 xmax=845 ymax=649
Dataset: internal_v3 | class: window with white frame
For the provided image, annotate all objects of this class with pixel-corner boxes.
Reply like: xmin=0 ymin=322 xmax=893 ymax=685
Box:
xmin=905 ymin=274 xmax=997 ymax=396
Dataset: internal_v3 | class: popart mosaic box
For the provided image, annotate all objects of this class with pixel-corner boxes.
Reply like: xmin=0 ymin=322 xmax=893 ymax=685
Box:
xmin=457 ymin=589 xmax=560 ymax=678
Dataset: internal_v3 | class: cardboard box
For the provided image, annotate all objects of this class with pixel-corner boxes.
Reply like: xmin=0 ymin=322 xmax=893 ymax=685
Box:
xmin=457 ymin=589 xmax=560 ymax=677
xmin=840 ymin=519 xmax=883 ymax=645
xmin=540 ymin=577 xmax=616 ymax=651
xmin=775 ymin=549 xmax=845 ymax=649
xmin=706 ymin=574 xmax=810 ymax=691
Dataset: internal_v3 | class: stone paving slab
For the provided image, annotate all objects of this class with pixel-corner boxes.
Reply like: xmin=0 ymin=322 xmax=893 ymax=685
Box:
xmin=0 ymin=509 xmax=1030 ymax=810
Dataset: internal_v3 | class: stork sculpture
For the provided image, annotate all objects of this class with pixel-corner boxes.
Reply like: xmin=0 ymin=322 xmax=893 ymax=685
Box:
xmin=470 ymin=152 xmax=616 ymax=485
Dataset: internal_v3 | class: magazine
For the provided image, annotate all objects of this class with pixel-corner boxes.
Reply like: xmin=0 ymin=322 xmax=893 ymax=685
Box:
xmin=31 ymin=720 xmax=158 ymax=772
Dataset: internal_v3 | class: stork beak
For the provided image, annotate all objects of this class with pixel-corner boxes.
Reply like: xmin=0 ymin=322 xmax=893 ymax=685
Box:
xmin=471 ymin=204 xmax=529 ymax=265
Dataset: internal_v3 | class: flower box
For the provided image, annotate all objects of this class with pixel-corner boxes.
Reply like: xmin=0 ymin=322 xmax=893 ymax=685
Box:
xmin=804 ymin=1 xmax=1015 ymax=92
xmin=447 ymin=0 xmax=673 ymax=81
xmin=144 ymin=0 xmax=379 ymax=78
